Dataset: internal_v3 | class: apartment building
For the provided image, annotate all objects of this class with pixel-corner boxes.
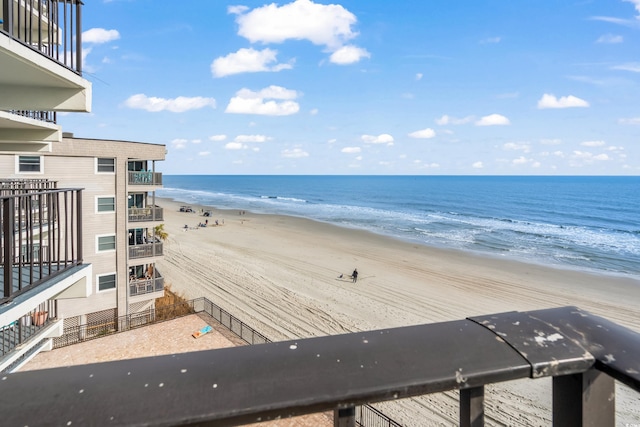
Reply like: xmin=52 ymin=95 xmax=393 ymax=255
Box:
xmin=0 ymin=0 xmax=165 ymax=372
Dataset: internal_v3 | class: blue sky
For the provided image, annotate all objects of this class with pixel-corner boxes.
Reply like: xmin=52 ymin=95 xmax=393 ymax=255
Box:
xmin=61 ymin=0 xmax=640 ymax=175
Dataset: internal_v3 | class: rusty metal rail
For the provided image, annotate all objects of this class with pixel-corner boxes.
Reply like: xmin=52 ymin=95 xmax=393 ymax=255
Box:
xmin=1 ymin=306 xmax=638 ymax=426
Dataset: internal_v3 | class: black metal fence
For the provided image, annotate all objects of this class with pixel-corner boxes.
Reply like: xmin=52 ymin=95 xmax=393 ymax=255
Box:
xmin=1 ymin=0 xmax=83 ymax=74
xmin=1 ymin=187 xmax=83 ymax=304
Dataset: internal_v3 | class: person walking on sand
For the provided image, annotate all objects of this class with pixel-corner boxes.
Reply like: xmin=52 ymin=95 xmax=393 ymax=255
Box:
xmin=352 ymin=268 xmax=358 ymax=283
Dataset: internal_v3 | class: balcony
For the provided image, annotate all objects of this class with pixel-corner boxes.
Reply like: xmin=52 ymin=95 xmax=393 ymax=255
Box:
xmin=129 ymin=271 xmax=164 ymax=297
xmin=128 ymin=206 xmax=163 ymax=223
xmin=1 ymin=186 xmax=83 ymax=304
xmin=128 ymin=241 xmax=163 ymax=260
xmin=1 ymin=306 xmax=639 ymax=426
xmin=0 ymin=0 xmax=83 ymax=74
xmin=128 ymin=171 xmax=162 ymax=186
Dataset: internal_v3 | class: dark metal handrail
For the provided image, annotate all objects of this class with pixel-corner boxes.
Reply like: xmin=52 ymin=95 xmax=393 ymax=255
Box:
xmin=1 ymin=187 xmax=83 ymax=303
xmin=7 ymin=109 xmax=57 ymax=124
xmin=3 ymin=306 xmax=639 ymax=426
xmin=1 ymin=0 xmax=83 ymax=74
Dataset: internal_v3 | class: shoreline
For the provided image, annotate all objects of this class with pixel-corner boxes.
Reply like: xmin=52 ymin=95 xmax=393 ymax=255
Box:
xmin=154 ymin=196 xmax=640 ymax=425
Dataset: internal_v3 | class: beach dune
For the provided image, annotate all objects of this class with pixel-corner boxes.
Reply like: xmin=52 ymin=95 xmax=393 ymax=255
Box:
xmin=156 ymin=198 xmax=640 ymax=426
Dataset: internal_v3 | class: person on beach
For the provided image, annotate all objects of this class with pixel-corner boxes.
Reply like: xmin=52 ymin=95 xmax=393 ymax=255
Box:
xmin=352 ymin=268 xmax=358 ymax=283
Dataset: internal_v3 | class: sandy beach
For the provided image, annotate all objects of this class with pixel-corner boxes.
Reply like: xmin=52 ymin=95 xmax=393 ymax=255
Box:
xmin=156 ymin=197 xmax=640 ymax=426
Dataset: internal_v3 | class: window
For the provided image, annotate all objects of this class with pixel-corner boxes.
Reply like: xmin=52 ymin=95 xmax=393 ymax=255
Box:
xmin=97 ymin=235 xmax=116 ymax=252
xmin=97 ymin=158 xmax=115 ymax=173
xmin=97 ymin=273 xmax=116 ymax=292
xmin=97 ymin=196 xmax=116 ymax=213
xmin=18 ymin=156 xmax=42 ymax=173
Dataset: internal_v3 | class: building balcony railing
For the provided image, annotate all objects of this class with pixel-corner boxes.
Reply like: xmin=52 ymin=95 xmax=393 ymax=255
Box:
xmin=0 ymin=178 xmax=57 ymax=194
xmin=0 ymin=301 xmax=57 ymax=358
xmin=1 ymin=187 xmax=83 ymax=305
xmin=7 ymin=110 xmax=57 ymax=124
xmin=1 ymin=306 xmax=639 ymax=426
xmin=128 ymin=241 xmax=162 ymax=260
xmin=127 ymin=171 xmax=162 ymax=186
xmin=1 ymin=0 xmax=83 ymax=74
xmin=127 ymin=206 xmax=163 ymax=223
xmin=129 ymin=273 xmax=164 ymax=297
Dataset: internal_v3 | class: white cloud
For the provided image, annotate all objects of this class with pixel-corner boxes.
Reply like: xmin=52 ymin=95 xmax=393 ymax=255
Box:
xmin=225 ymin=86 xmax=300 ymax=116
xmin=234 ymin=0 xmax=358 ymax=50
xmin=124 ymin=94 xmax=216 ymax=112
xmin=328 ymin=138 xmax=337 ymax=144
xmin=436 ymin=114 xmax=474 ymax=125
xmin=329 ymin=45 xmax=370 ymax=64
xmin=342 ymin=147 xmax=361 ymax=153
xmin=537 ymin=94 xmax=589 ymax=109
xmin=209 ymin=135 xmax=227 ymax=142
xmin=475 ymin=114 xmax=510 ymax=126
xmin=310 ymin=108 xmax=319 ymax=115
xmin=408 ymin=128 xmax=436 ymax=139
xmin=503 ymin=142 xmax=531 ymax=153
xmin=228 ymin=5 xmax=249 ymax=15
xmin=211 ymin=48 xmax=292 ymax=77
xmin=192 ymin=139 xmax=202 ymax=144
xmin=415 ymin=73 xmax=423 ymax=81
xmin=361 ymin=134 xmax=394 ymax=145
xmin=83 ymin=28 xmax=120 ymax=44
xmin=225 ymin=142 xmax=248 ymax=150
xmin=611 ymin=62 xmax=640 ymax=72
xmin=472 ymin=161 xmax=484 ymax=169
xmin=570 ymin=150 xmax=611 ymax=166
xmin=198 ymin=151 xmax=211 ymax=156
xmin=171 ymin=139 xmax=188 ymax=149
xmin=281 ymin=148 xmax=309 ymax=158
xmin=540 ymin=138 xmax=562 ymax=145
xmin=235 ymin=134 xmax=270 ymax=143
xmin=618 ymin=117 xmax=640 ymax=125
xmin=512 ymin=156 xmax=532 ymax=165
xmin=596 ymin=34 xmax=623 ymax=43
xmin=480 ymin=36 xmax=501 ymax=44
xmin=580 ymin=140 xmax=606 ymax=147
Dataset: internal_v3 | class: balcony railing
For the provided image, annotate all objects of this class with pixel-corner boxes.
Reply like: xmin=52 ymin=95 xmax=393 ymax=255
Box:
xmin=129 ymin=274 xmax=164 ymax=297
xmin=128 ymin=206 xmax=163 ymax=223
xmin=128 ymin=171 xmax=162 ymax=186
xmin=7 ymin=109 xmax=57 ymax=124
xmin=0 ymin=301 xmax=57 ymax=358
xmin=128 ymin=241 xmax=162 ymax=260
xmin=1 ymin=306 xmax=639 ymax=426
xmin=1 ymin=187 xmax=83 ymax=304
xmin=1 ymin=0 xmax=83 ymax=74
xmin=0 ymin=178 xmax=57 ymax=194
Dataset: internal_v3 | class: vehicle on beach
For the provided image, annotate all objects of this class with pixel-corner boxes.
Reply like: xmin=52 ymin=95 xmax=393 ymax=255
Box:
xmin=179 ymin=205 xmax=194 ymax=213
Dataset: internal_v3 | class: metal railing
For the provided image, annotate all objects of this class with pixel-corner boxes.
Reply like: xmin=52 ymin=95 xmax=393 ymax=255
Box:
xmin=7 ymin=109 xmax=57 ymax=124
xmin=12 ymin=305 xmax=640 ymax=426
xmin=128 ymin=241 xmax=163 ymax=259
xmin=1 ymin=187 xmax=83 ymax=304
xmin=0 ymin=300 xmax=57 ymax=357
xmin=128 ymin=206 xmax=163 ymax=223
xmin=1 ymin=0 xmax=83 ymax=73
xmin=0 ymin=178 xmax=57 ymax=193
xmin=129 ymin=275 xmax=164 ymax=297
xmin=128 ymin=171 xmax=162 ymax=186
xmin=53 ymin=296 xmax=398 ymax=426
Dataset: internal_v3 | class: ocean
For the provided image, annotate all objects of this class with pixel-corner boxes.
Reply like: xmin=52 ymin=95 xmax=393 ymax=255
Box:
xmin=158 ymin=175 xmax=640 ymax=279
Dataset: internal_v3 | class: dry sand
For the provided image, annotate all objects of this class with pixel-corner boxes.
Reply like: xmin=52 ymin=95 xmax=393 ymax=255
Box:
xmin=156 ymin=198 xmax=639 ymax=426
